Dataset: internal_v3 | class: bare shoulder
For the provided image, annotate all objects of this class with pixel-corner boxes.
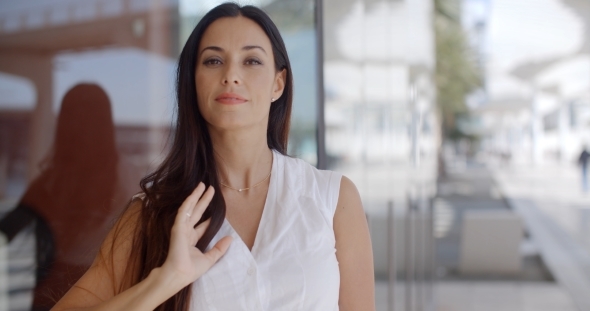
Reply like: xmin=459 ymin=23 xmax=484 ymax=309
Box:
xmin=333 ymin=176 xmax=376 ymax=310
xmin=336 ymin=176 xmax=362 ymax=211
xmin=53 ymin=198 xmax=143 ymax=310
xmin=334 ymin=175 xmax=365 ymax=235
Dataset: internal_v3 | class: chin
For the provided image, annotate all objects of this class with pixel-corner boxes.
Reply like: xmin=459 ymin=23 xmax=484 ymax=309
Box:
xmin=208 ymin=118 xmax=252 ymax=132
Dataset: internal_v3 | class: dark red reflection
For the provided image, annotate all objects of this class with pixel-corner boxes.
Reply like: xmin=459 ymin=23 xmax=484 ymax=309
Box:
xmin=0 ymin=84 xmax=130 ymax=310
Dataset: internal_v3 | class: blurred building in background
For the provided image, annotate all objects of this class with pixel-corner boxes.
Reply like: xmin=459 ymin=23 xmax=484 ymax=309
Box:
xmin=0 ymin=0 xmax=589 ymax=311
xmin=437 ymin=1 xmax=590 ymax=311
xmin=470 ymin=0 xmax=590 ymax=166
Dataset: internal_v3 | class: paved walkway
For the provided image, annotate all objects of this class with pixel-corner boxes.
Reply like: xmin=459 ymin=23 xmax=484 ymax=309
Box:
xmin=435 ymin=161 xmax=556 ymax=282
xmin=493 ymin=162 xmax=590 ymax=311
xmin=426 ymin=158 xmax=582 ymax=311
xmin=494 ymin=163 xmax=590 ymax=253
xmin=435 ymin=164 xmax=514 ymax=276
xmin=434 ymin=281 xmax=577 ymax=311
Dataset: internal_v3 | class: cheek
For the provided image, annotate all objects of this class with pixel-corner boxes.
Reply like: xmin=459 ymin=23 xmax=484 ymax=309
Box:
xmin=195 ymin=72 xmax=207 ymax=96
xmin=246 ymin=71 xmax=275 ymax=98
xmin=195 ymin=73 xmax=210 ymax=106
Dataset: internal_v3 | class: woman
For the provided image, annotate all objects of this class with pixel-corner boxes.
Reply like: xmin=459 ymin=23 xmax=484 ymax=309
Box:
xmin=53 ymin=3 xmax=374 ymax=310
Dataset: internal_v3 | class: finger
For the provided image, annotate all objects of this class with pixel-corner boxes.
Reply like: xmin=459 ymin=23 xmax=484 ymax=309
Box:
xmin=177 ymin=182 xmax=206 ymax=222
xmin=189 ymin=186 xmax=215 ymax=224
xmin=203 ymin=236 xmax=233 ymax=266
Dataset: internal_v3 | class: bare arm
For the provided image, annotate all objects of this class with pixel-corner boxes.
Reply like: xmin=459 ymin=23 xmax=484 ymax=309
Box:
xmin=334 ymin=176 xmax=376 ymax=311
xmin=52 ymin=183 xmax=232 ymax=311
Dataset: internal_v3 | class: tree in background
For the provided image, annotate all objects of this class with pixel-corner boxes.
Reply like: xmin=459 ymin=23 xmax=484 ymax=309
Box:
xmin=434 ymin=0 xmax=482 ymax=139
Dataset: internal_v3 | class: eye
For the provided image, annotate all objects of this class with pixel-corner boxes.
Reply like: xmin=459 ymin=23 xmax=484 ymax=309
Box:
xmin=203 ymin=58 xmax=222 ymax=66
xmin=245 ymin=58 xmax=262 ymax=65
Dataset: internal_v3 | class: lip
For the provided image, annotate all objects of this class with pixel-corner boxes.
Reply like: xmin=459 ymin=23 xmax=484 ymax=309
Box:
xmin=215 ymin=93 xmax=248 ymax=105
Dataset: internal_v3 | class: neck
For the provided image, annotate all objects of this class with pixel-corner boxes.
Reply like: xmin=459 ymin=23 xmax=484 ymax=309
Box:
xmin=210 ymin=126 xmax=273 ymax=190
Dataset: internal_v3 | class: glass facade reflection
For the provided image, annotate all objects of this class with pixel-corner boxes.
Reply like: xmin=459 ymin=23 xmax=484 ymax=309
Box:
xmin=323 ymin=1 xmax=438 ymax=309
xmin=0 ymin=0 xmax=180 ymax=309
xmin=0 ymin=0 xmax=321 ymax=309
xmin=4 ymin=0 xmax=589 ymax=310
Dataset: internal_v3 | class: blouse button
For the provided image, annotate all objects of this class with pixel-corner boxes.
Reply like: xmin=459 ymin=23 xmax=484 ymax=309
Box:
xmin=247 ymin=267 xmax=256 ymax=275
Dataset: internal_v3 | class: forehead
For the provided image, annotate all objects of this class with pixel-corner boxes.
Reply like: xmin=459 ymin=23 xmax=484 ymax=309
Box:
xmin=199 ymin=16 xmax=272 ymax=51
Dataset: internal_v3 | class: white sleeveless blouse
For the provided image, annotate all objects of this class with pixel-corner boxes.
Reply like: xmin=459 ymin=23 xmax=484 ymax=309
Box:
xmin=190 ymin=150 xmax=342 ymax=310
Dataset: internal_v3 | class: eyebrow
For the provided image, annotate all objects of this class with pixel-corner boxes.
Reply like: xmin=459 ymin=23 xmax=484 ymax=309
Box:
xmin=243 ymin=45 xmax=266 ymax=54
xmin=199 ymin=45 xmax=267 ymax=57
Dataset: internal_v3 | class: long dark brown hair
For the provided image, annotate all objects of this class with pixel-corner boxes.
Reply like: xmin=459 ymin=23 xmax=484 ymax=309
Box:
xmin=18 ymin=84 xmax=119 ymax=309
xmin=114 ymin=3 xmax=293 ymax=310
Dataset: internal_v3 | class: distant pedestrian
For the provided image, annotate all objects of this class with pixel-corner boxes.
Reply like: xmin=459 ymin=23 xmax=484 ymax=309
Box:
xmin=578 ymin=146 xmax=590 ymax=192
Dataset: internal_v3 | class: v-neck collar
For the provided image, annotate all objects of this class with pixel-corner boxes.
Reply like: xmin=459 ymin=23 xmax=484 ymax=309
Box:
xmin=223 ymin=149 xmax=277 ymax=259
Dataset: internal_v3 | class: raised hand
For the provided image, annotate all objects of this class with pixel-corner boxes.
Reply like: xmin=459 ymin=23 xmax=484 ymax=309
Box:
xmin=160 ymin=182 xmax=232 ymax=289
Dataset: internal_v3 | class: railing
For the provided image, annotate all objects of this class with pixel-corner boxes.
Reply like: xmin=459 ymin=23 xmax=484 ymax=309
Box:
xmin=0 ymin=0 xmax=177 ymax=34
xmin=383 ymin=185 xmax=436 ymax=311
xmin=0 ymin=233 xmax=7 ymax=311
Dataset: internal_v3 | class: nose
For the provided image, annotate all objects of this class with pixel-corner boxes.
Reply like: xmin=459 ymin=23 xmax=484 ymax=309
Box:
xmin=222 ymin=62 xmax=241 ymax=85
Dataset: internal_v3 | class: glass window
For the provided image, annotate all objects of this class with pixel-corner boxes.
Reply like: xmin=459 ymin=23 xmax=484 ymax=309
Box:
xmin=0 ymin=1 xmax=179 ymax=308
xmin=0 ymin=1 xmax=320 ymax=309
xmin=322 ymin=0 xmax=438 ymax=309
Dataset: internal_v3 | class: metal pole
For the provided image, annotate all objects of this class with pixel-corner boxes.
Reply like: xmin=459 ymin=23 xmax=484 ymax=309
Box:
xmin=405 ymin=193 xmax=414 ymax=311
xmin=314 ymin=0 xmax=327 ymax=169
xmin=0 ymin=233 xmax=8 ymax=311
xmin=388 ymin=200 xmax=395 ymax=311
xmin=426 ymin=196 xmax=436 ymax=311
xmin=416 ymin=187 xmax=424 ymax=311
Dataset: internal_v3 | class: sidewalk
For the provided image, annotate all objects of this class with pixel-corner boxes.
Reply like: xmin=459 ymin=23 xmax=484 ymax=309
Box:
xmin=493 ymin=162 xmax=590 ymax=311
xmin=436 ymin=161 xmax=559 ymax=281
xmin=494 ymin=163 xmax=590 ymax=252
xmin=435 ymin=281 xmax=577 ymax=311
xmin=430 ymin=159 xmax=579 ymax=311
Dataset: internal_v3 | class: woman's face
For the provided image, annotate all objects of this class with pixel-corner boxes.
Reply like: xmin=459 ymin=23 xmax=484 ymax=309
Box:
xmin=195 ymin=16 xmax=286 ymax=132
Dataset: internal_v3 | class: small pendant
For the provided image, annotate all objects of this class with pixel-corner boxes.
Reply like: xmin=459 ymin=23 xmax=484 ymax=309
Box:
xmin=238 ymin=189 xmax=243 ymax=192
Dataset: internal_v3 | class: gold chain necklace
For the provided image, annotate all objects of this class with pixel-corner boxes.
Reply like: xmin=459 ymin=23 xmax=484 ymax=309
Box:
xmin=219 ymin=171 xmax=271 ymax=192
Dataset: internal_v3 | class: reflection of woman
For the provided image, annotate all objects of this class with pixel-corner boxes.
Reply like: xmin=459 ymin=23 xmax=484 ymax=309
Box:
xmin=54 ymin=3 xmax=375 ymax=311
xmin=10 ymin=84 xmax=124 ymax=310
